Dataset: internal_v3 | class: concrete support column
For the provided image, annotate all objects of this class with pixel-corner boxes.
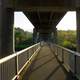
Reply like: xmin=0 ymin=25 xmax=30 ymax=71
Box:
xmin=33 ymin=28 xmax=38 ymax=43
xmin=38 ymin=33 xmax=42 ymax=42
xmin=53 ymin=27 xmax=57 ymax=44
xmin=0 ymin=6 xmax=14 ymax=58
xmin=51 ymin=32 xmax=54 ymax=42
xmin=76 ymin=10 xmax=80 ymax=52
xmin=76 ymin=10 xmax=80 ymax=79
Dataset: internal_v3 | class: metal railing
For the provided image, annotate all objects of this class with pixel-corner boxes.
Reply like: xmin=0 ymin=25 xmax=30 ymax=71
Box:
xmin=0 ymin=43 xmax=41 ymax=80
xmin=53 ymin=44 xmax=80 ymax=79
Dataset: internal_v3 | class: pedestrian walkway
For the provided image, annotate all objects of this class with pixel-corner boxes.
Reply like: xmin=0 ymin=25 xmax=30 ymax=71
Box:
xmin=23 ymin=45 xmax=78 ymax=80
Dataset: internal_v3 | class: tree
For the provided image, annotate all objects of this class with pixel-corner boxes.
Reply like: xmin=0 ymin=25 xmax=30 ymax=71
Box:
xmin=15 ymin=27 xmax=33 ymax=51
xmin=57 ymin=30 xmax=76 ymax=51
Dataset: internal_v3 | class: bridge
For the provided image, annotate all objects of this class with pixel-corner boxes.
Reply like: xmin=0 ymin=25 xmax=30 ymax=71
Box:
xmin=0 ymin=0 xmax=80 ymax=80
xmin=0 ymin=42 xmax=80 ymax=80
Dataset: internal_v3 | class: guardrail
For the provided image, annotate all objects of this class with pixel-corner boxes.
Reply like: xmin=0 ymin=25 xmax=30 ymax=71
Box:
xmin=53 ymin=44 xmax=80 ymax=80
xmin=0 ymin=43 xmax=41 ymax=80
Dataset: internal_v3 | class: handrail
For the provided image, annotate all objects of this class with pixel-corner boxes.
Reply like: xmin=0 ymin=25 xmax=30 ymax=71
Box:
xmin=55 ymin=44 xmax=80 ymax=56
xmin=53 ymin=44 xmax=80 ymax=80
xmin=0 ymin=42 xmax=41 ymax=80
xmin=0 ymin=43 xmax=40 ymax=64
xmin=0 ymin=53 xmax=16 ymax=64
xmin=17 ymin=43 xmax=40 ymax=55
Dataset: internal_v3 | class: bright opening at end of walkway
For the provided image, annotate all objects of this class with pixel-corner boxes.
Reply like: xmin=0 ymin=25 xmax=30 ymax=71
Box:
xmin=14 ymin=11 xmax=76 ymax=32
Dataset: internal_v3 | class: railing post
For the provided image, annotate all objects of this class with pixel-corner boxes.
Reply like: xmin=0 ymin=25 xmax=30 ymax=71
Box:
xmin=74 ymin=55 xmax=77 ymax=74
xmin=62 ymin=49 xmax=64 ymax=63
xmin=27 ymin=50 xmax=29 ymax=60
xmin=15 ymin=55 xmax=19 ymax=80
xmin=56 ymin=46 xmax=58 ymax=56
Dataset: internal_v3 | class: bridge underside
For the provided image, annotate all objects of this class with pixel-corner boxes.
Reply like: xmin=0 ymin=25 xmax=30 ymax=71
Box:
xmin=0 ymin=1 xmax=80 ymax=73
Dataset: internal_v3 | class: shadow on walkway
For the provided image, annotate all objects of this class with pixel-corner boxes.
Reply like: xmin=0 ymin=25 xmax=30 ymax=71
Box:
xmin=23 ymin=44 xmax=78 ymax=80
xmin=48 ymin=43 xmax=78 ymax=80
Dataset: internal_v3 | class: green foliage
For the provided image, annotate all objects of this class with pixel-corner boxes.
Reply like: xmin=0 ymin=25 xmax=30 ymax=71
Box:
xmin=57 ymin=30 xmax=76 ymax=51
xmin=15 ymin=27 xmax=33 ymax=51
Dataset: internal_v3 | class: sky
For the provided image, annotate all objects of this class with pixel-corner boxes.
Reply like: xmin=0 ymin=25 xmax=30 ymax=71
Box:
xmin=56 ymin=11 xmax=76 ymax=30
xmin=14 ymin=12 xmax=34 ymax=32
xmin=14 ymin=11 xmax=76 ymax=32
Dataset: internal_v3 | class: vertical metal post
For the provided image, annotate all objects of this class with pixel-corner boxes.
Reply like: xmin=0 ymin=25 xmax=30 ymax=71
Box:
xmin=27 ymin=49 xmax=30 ymax=61
xmin=62 ymin=49 xmax=64 ymax=63
xmin=74 ymin=55 xmax=77 ymax=74
xmin=56 ymin=47 xmax=58 ymax=56
xmin=15 ymin=55 xmax=19 ymax=79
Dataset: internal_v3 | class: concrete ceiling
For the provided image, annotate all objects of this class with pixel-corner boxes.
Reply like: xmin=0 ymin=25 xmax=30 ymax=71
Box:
xmin=13 ymin=0 xmax=79 ymax=11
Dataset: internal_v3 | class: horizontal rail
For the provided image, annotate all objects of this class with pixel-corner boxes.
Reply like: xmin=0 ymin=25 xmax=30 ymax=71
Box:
xmin=16 ymin=43 xmax=40 ymax=55
xmin=0 ymin=53 xmax=16 ymax=64
xmin=0 ymin=42 xmax=41 ymax=80
xmin=55 ymin=44 xmax=80 ymax=56
xmin=53 ymin=44 xmax=80 ymax=80
xmin=0 ymin=43 xmax=40 ymax=64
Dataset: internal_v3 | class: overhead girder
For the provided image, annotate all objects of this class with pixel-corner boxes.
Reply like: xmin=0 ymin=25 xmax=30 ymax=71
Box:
xmin=24 ymin=12 xmax=39 ymax=28
xmin=2 ymin=0 xmax=80 ymax=11
xmin=14 ymin=0 xmax=77 ymax=11
xmin=24 ymin=12 xmax=65 ymax=32
xmin=51 ymin=12 xmax=66 ymax=28
xmin=24 ymin=12 xmax=51 ymax=25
